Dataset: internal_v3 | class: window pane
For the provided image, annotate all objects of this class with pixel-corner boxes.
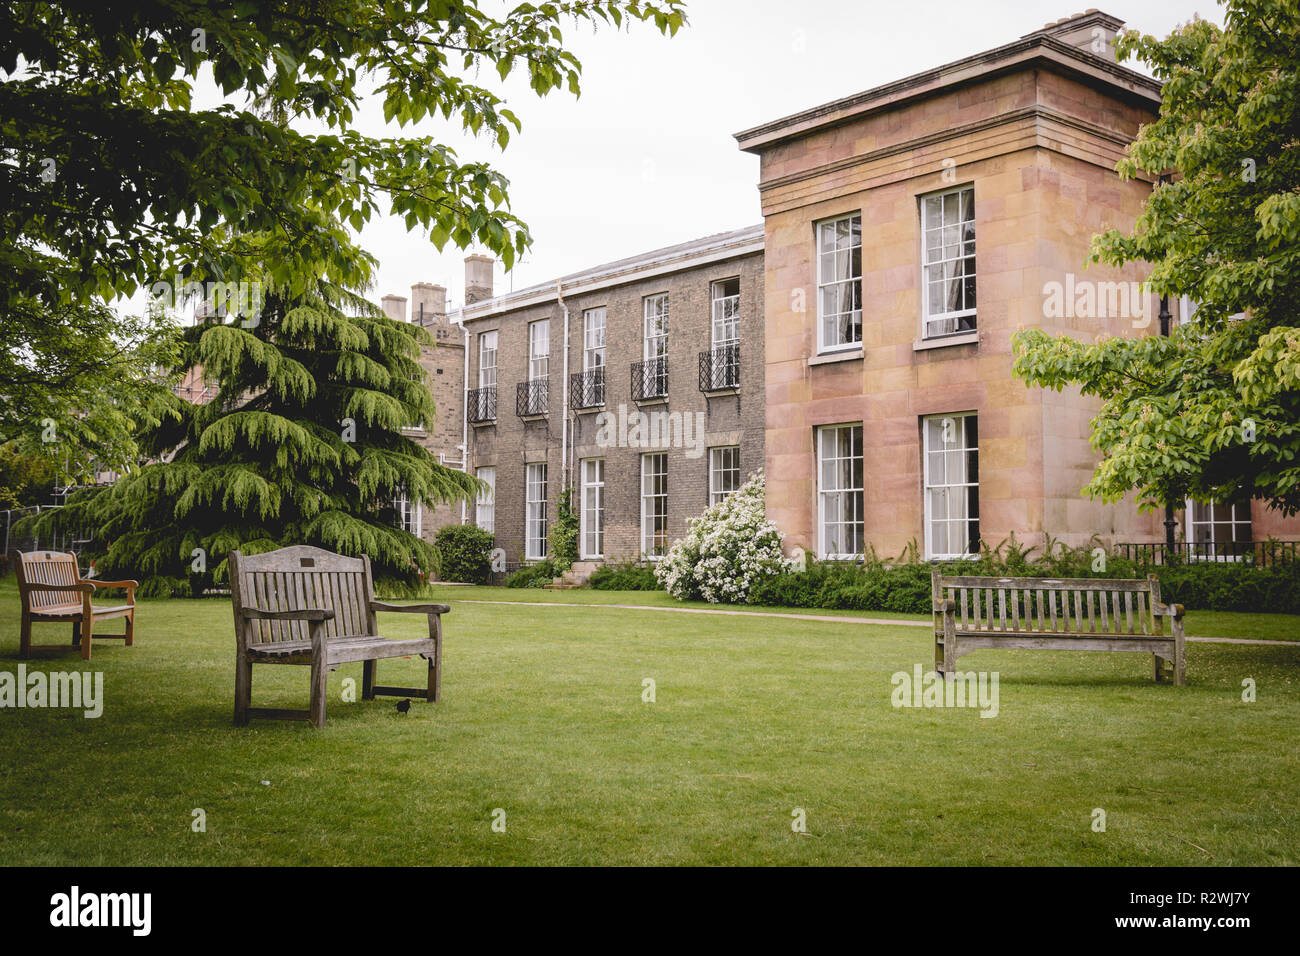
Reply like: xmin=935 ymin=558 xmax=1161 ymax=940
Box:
xmin=923 ymin=414 xmax=979 ymax=558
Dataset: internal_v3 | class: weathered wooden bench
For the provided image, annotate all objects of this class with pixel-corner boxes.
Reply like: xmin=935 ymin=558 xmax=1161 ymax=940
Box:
xmin=931 ymin=572 xmax=1185 ymax=685
xmin=13 ymin=550 xmax=137 ymax=661
xmin=229 ymin=545 xmax=448 ymax=728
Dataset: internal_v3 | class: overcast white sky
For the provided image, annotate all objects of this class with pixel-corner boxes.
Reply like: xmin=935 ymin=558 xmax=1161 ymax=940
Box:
xmin=150 ymin=0 xmax=1225 ymax=318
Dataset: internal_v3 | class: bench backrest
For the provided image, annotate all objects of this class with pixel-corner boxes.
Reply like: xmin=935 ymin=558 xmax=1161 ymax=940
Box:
xmin=13 ymin=550 xmax=83 ymax=611
xmin=228 ymin=545 xmax=376 ymax=647
xmin=932 ymin=573 xmax=1163 ymax=637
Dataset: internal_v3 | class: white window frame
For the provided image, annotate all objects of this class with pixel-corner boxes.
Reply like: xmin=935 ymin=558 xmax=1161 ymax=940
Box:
xmin=711 ymin=278 xmax=740 ymax=348
xmin=1186 ymin=498 xmax=1252 ymax=562
xmin=580 ymin=458 xmax=605 ymax=559
xmin=475 ymin=466 xmax=496 ymax=534
xmin=816 ymin=425 xmax=864 ymax=559
xmin=643 ymin=293 xmax=669 ymax=361
xmin=920 ymin=186 xmax=976 ymax=339
xmin=708 ymin=446 xmax=740 ymax=506
xmin=525 ymin=462 xmax=548 ymax=560
xmin=528 ymin=319 xmax=549 ymax=383
xmin=640 ymin=452 xmax=668 ymax=559
xmin=394 ymin=492 xmax=422 ymax=538
xmin=816 ymin=213 xmax=863 ymax=354
xmin=478 ymin=330 xmax=498 ymax=389
xmin=922 ymin=413 xmax=979 ymax=560
xmin=583 ymin=308 xmax=606 ymax=372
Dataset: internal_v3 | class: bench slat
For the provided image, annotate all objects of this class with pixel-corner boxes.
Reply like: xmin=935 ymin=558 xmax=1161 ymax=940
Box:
xmin=938 ymin=575 xmax=1158 ymax=591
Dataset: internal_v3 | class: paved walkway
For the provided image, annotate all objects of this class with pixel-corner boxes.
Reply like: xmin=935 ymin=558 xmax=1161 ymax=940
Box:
xmin=454 ymin=600 xmax=1297 ymax=646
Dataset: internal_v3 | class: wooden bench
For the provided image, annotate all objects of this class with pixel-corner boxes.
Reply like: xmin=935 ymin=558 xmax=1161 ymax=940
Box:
xmin=932 ymin=572 xmax=1186 ymax=685
xmin=229 ymin=545 xmax=448 ymax=728
xmin=13 ymin=550 xmax=137 ymax=661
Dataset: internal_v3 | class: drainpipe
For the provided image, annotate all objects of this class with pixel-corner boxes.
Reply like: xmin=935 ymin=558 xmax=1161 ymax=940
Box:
xmin=557 ymin=280 xmax=571 ymax=489
xmin=459 ymin=300 xmax=470 ymax=524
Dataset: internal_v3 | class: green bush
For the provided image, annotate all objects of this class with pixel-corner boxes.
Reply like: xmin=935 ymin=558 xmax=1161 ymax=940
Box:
xmin=505 ymin=560 xmax=555 ymax=588
xmin=548 ymin=488 xmax=579 ymax=574
xmin=588 ymin=561 xmax=660 ymax=590
xmin=433 ymin=524 xmax=493 ymax=584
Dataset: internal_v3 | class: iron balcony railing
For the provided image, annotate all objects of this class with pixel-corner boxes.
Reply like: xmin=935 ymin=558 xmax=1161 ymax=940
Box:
xmin=1115 ymin=540 xmax=1298 ymax=567
xmin=699 ymin=344 xmax=740 ymax=391
xmin=570 ymin=367 xmax=606 ymax=410
xmin=467 ymin=386 xmax=497 ymax=423
xmin=631 ymin=357 xmax=668 ymax=401
xmin=516 ymin=379 xmax=548 ymax=417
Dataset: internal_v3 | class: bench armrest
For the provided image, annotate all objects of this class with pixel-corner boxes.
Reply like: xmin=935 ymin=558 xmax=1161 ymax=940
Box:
xmin=370 ymin=601 xmax=450 ymax=615
xmin=89 ymin=579 xmax=138 ymax=590
xmin=241 ymin=606 xmax=335 ymax=622
xmin=1152 ymin=601 xmax=1185 ymax=620
xmin=26 ymin=582 xmax=94 ymax=594
xmin=932 ymin=598 xmax=956 ymax=614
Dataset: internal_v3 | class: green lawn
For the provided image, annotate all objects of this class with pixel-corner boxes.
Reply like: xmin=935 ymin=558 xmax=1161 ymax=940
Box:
xmin=1 ymin=581 xmax=1297 ymax=865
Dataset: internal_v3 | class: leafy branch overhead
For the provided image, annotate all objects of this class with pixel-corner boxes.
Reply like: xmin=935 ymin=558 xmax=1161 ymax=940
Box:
xmin=0 ymin=0 xmax=687 ymax=306
xmin=1013 ymin=0 xmax=1300 ymax=515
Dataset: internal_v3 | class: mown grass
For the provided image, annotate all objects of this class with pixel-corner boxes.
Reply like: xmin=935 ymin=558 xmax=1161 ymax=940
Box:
xmin=0 ymin=580 xmax=1296 ymax=865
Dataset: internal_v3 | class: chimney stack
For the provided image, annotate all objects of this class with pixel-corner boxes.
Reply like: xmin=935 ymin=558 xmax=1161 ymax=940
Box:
xmin=410 ymin=282 xmax=447 ymax=325
xmin=380 ymin=294 xmax=407 ymax=323
xmin=1021 ymin=10 xmax=1123 ymax=62
xmin=464 ymin=254 xmax=495 ymax=304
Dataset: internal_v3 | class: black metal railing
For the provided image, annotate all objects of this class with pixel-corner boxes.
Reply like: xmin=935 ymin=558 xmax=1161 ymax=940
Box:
xmin=631 ymin=357 xmax=668 ymax=401
xmin=467 ymin=386 xmax=496 ymax=423
xmin=516 ymin=379 xmax=548 ymax=417
xmin=1115 ymin=540 xmax=1299 ymax=567
xmin=569 ymin=368 xmax=606 ymax=410
xmin=699 ymin=344 xmax=740 ymax=391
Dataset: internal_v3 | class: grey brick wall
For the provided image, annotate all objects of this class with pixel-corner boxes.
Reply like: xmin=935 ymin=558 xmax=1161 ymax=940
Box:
xmin=465 ymin=249 xmax=765 ymax=565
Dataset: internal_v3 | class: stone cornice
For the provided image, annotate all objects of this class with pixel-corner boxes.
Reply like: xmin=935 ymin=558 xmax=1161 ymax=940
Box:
xmin=734 ymin=35 xmax=1161 ymax=155
xmin=756 ymin=104 xmax=1140 ymax=198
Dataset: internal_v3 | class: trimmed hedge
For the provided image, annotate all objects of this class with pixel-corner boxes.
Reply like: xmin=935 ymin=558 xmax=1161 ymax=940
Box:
xmin=588 ymin=561 xmax=659 ymax=590
xmin=433 ymin=524 xmax=492 ymax=584
xmin=747 ymin=543 xmax=1300 ymax=615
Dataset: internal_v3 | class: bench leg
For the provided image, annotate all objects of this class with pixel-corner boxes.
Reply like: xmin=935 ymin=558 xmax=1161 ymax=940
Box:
xmin=1152 ymin=653 xmax=1165 ymax=683
xmin=20 ymin=614 xmax=32 ymax=659
xmin=1174 ymin=640 xmax=1186 ymax=687
xmin=124 ymin=610 xmax=135 ymax=647
xmin=72 ymin=620 xmax=80 ymax=646
xmin=233 ymin=654 xmax=252 ymax=727
xmin=362 ymin=660 xmax=376 ymax=700
xmin=80 ymin=615 xmax=93 ymax=661
xmin=429 ymin=615 xmax=443 ymax=702
xmin=309 ymin=653 xmax=328 ymax=728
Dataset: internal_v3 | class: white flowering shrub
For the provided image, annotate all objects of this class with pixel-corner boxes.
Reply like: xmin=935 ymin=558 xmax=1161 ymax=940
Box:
xmin=655 ymin=471 xmax=788 ymax=604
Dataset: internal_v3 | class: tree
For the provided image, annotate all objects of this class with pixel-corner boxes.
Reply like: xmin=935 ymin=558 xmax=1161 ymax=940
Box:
xmin=32 ymin=275 xmax=477 ymax=595
xmin=1 ymin=0 xmax=686 ymax=308
xmin=1012 ymin=0 xmax=1300 ymax=514
xmin=1 ymin=299 xmax=181 ymax=482
xmin=1 ymin=0 xmax=686 ymax=472
xmin=0 ymin=442 xmax=57 ymax=509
